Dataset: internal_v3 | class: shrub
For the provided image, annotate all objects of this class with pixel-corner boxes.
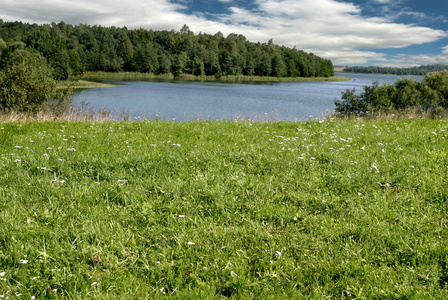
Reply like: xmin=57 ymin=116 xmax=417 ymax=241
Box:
xmin=334 ymin=82 xmax=397 ymax=116
xmin=334 ymin=70 xmax=448 ymax=117
xmin=422 ymin=70 xmax=448 ymax=108
xmin=0 ymin=50 xmax=72 ymax=113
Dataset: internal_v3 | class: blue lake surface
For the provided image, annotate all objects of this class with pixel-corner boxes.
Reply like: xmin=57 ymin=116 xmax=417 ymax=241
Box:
xmin=72 ymin=73 xmax=421 ymax=121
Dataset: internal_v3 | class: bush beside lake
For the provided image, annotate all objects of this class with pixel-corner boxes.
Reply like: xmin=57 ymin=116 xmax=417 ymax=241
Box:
xmin=1 ymin=119 xmax=447 ymax=298
xmin=334 ymin=70 xmax=448 ymax=118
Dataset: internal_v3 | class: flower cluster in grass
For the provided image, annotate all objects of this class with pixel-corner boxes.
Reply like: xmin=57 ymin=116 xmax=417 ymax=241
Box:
xmin=0 ymin=118 xmax=447 ymax=298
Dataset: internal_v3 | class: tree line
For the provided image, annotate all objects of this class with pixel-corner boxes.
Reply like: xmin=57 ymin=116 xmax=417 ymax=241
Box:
xmin=343 ymin=65 xmax=448 ymax=76
xmin=0 ymin=20 xmax=334 ymax=81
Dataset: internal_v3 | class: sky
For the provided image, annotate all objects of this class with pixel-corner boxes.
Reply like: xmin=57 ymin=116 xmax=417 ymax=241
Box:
xmin=1 ymin=0 xmax=447 ymax=67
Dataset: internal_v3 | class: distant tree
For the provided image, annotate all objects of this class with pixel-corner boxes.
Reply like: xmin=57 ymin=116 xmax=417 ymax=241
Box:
xmin=116 ymin=30 xmax=134 ymax=62
xmin=271 ymin=52 xmax=287 ymax=77
xmin=190 ymin=56 xmax=205 ymax=76
xmin=49 ymin=49 xmax=72 ymax=80
xmin=0 ymin=38 xmax=6 ymax=58
xmin=343 ymin=65 xmax=448 ymax=75
xmin=171 ymin=52 xmax=188 ymax=77
xmin=157 ymin=51 xmax=171 ymax=74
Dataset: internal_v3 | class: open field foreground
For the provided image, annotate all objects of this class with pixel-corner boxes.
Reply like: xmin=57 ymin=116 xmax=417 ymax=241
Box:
xmin=1 ymin=119 xmax=447 ymax=299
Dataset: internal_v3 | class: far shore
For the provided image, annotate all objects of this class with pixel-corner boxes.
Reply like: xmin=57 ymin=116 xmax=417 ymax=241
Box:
xmin=57 ymin=72 xmax=350 ymax=90
xmin=81 ymin=71 xmax=351 ymax=84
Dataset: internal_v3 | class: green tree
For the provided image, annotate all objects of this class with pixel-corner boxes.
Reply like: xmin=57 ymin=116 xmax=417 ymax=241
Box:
xmin=190 ymin=56 xmax=205 ymax=76
xmin=271 ymin=52 xmax=286 ymax=77
xmin=49 ymin=49 xmax=72 ymax=80
xmin=0 ymin=50 xmax=71 ymax=113
xmin=116 ymin=30 xmax=134 ymax=62
xmin=423 ymin=70 xmax=448 ymax=108
xmin=157 ymin=51 xmax=171 ymax=74
xmin=171 ymin=52 xmax=188 ymax=77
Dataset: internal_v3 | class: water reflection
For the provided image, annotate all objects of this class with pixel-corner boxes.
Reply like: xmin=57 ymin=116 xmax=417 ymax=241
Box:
xmin=73 ymin=73 xmax=422 ymax=121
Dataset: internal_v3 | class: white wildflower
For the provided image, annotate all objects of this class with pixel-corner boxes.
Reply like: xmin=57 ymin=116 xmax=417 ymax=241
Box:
xmin=187 ymin=241 xmax=195 ymax=245
xmin=20 ymin=259 xmax=29 ymax=264
xmin=0 ymin=272 xmax=5 ymax=276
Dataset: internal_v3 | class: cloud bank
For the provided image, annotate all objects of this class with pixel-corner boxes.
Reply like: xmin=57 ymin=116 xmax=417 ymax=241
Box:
xmin=0 ymin=0 xmax=446 ymax=66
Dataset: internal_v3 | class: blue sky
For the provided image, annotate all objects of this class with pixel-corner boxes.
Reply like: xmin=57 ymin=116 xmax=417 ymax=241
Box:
xmin=1 ymin=0 xmax=447 ymax=66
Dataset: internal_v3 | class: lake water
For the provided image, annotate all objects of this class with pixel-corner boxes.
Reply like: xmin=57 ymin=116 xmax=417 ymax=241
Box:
xmin=72 ymin=73 xmax=421 ymax=121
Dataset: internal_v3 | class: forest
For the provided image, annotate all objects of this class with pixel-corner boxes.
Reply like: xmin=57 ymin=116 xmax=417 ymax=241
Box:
xmin=343 ymin=64 xmax=448 ymax=75
xmin=0 ymin=20 xmax=334 ymax=80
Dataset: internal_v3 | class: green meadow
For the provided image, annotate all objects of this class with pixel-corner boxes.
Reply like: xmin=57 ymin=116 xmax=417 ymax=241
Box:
xmin=1 ymin=118 xmax=447 ymax=299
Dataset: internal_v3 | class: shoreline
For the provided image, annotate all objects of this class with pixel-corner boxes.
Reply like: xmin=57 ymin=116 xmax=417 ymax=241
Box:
xmin=57 ymin=79 xmax=117 ymax=89
xmin=81 ymin=71 xmax=351 ymax=83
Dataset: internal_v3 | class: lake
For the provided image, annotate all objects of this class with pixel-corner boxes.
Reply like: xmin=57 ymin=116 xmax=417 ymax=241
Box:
xmin=72 ymin=73 xmax=421 ymax=121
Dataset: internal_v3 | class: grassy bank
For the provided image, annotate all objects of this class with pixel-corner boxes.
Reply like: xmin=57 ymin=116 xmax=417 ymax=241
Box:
xmin=57 ymin=80 xmax=117 ymax=89
xmin=82 ymin=71 xmax=350 ymax=82
xmin=1 ymin=118 xmax=447 ymax=298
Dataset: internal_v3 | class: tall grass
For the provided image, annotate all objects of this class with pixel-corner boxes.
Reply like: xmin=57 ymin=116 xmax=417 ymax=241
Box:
xmin=82 ymin=71 xmax=350 ymax=82
xmin=1 ymin=118 xmax=447 ymax=298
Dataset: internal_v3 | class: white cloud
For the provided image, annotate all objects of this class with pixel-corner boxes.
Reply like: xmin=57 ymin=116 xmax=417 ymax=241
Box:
xmin=376 ymin=45 xmax=448 ymax=67
xmin=314 ymin=50 xmax=389 ymax=66
xmin=0 ymin=0 xmax=446 ymax=66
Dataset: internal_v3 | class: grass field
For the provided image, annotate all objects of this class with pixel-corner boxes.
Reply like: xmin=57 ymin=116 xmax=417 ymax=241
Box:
xmin=1 ymin=118 xmax=447 ymax=298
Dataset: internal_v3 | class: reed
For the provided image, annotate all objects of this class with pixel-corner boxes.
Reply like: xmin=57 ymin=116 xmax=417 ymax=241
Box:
xmin=82 ymin=71 xmax=350 ymax=82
